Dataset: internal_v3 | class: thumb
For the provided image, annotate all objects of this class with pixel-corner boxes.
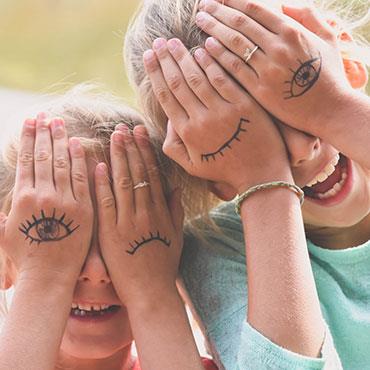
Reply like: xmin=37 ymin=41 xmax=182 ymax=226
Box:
xmin=282 ymin=4 xmax=336 ymax=42
xmin=168 ymin=188 xmax=184 ymax=236
xmin=163 ymin=121 xmax=192 ymax=172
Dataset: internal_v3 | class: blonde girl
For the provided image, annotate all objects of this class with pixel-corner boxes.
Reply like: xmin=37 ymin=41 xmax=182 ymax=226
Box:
xmin=0 ymin=87 xmax=218 ymax=370
xmin=124 ymin=0 xmax=370 ymax=369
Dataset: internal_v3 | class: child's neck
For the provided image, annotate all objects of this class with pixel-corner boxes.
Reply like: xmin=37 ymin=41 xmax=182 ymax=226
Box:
xmin=306 ymin=213 xmax=370 ymax=250
xmin=57 ymin=345 xmax=135 ymax=370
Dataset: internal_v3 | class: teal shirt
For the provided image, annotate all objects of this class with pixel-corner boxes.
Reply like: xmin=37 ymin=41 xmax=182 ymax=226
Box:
xmin=180 ymin=202 xmax=370 ymax=369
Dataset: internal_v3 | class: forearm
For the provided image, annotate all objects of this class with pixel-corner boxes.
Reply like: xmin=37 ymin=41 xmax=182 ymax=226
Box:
xmin=313 ymin=89 xmax=370 ymax=169
xmin=0 ymin=278 xmax=74 ymax=370
xmin=127 ymin=288 xmax=203 ymax=370
xmin=240 ymin=178 xmax=325 ymax=357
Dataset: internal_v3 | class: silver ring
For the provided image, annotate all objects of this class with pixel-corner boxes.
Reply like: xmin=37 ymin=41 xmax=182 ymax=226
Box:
xmin=244 ymin=45 xmax=259 ymax=63
xmin=133 ymin=181 xmax=150 ymax=190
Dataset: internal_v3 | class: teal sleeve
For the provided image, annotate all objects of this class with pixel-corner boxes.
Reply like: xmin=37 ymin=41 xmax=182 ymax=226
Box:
xmin=180 ymin=203 xmax=342 ymax=370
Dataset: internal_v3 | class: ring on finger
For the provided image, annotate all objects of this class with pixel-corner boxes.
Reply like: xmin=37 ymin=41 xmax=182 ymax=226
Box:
xmin=244 ymin=45 xmax=259 ymax=64
xmin=133 ymin=181 xmax=150 ymax=190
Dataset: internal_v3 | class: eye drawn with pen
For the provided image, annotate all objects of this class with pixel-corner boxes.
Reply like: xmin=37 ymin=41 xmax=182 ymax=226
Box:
xmin=201 ymin=118 xmax=249 ymax=162
xmin=19 ymin=209 xmax=80 ymax=245
xmin=126 ymin=231 xmax=171 ymax=255
xmin=283 ymin=54 xmax=322 ymax=100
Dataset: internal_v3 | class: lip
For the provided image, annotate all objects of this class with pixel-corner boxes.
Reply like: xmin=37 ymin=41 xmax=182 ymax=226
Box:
xmin=72 ymin=300 xmax=122 ymax=307
xmin=305 ymin=155 xmax=353 ymax=207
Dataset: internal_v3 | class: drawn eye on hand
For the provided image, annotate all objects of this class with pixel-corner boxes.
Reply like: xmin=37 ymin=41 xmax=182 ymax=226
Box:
xmin=283 ymin=54 xmax=322 ymax=100
xmin=126 ymin=231 xmax=171 ymax=255
xmin=19 ymin=209 xmax=80 ymax=245
xmin=201 ymin=118 xmax=249 ymax=162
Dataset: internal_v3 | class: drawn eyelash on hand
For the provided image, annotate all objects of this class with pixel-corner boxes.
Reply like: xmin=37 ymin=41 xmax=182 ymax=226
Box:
xmin=283 ymin=54 xmax=322 ymax=100
xmin=19 ymin=209 xmax=80 ymax=245
xmin=126 ymin=231 xmax=171 ymax=255
xmin=201 ymin=118 xmax=249 ymax=162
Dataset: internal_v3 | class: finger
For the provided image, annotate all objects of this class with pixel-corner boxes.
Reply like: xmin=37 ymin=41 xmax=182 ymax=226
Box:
xmin=202 ymin=38 xmax=258 ymax=90
xmin=133 ymin=125 xmax=167 ymax=206
xmin=166 ymin=38 xmax=224 ymax=107
xmin=15 ymin=119 xmax=36 ymax=192
xmin=95 ymin=163 xmax=117 ymax=229
xmin=110 ymin=130 xmax=134 ymax=223
xmin=50 ymin=118 xmax=72 ymax=195
xmin=152 ymin=38 xmax=205 ymax=114
xmin=194 ymin=46 xmax=247 ymax=103
xmin=0 ymin=212 xmax=7 ymax=245
xmin=282 ymin=5 xmax=336 ymax=41
xmin=143 ymin=49 xmax=188 ymax=123
xmin=69 ymin=137 xmax=89 ymax=202
xmin=207 ymin=0 xmax=284 ymax=34
xmin=34 ymin=113 xmax=53 ymax=189
xmin=117 ymin=125 xmax=151 ymax=212
xmin=167 ymin=188 xmax=184 ymax=236
xmin=162 ymin=121 xmax=192 ymax=173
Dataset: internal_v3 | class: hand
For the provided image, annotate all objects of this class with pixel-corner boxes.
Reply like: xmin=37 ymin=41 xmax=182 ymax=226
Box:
xmin=94 ymin=125 xmax=184 ymax=307
xmin=144 ymin=38 xmax=291 ymax=193
xmin=196 ymin=0 xmax=351 ymax=135
xmin=0 ymin=114 xmax=93 ymax=286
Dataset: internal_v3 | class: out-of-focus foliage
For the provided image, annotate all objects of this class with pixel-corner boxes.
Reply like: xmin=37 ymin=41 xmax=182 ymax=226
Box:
xmin=0 ymin=0 xmax=138 ymax=99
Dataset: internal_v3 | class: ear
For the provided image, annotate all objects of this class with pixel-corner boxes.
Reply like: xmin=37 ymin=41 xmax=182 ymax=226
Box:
xmin=208 ymin=181 xmax=237 ymax=201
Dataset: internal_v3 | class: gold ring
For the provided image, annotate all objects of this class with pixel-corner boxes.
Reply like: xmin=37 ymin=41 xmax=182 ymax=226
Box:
xmin=133 ymin=181 xmax=150 ymax=190
xmin=244 ymin=45 xmax=259 ymax=63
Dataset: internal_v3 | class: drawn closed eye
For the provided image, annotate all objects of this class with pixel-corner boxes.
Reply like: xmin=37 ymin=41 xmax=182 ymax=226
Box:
xmin=201 ymin=118 xmax=249 ymax=162
xmin=126 ymin=231 xmax=171 ymax=255
xmin=283 ymin=54 xmax=322 ymax=100
xmin=19 ymin=209 xmax=80 ymax=245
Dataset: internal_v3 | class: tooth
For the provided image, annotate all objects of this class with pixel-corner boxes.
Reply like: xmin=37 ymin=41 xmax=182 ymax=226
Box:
xmin=317 ymin=172 xmax=329 ymax=183
xmin=93 ymin=305 xmax=101 ymax=311
xmin=72 ymin=303 xmax=78 ymax=309
xmin=325 ymin=188 xmax=337 ymax=197
xmin=342 ymin=172 xmax=347 ymax=179
xmin=324 ymin=164 xmax=336 ymax=176
xmin=333 ymin=183 xmax=342 ymax=192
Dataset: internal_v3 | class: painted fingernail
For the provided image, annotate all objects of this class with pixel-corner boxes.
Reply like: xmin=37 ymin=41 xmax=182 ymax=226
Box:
xmin=153 ymin=38 xmax=166 ymax=51
xmin=143 ymin=49 xmax=155 ymax=63
xmin=167 ymin=38 xmax=180 ymax=53
xmin=194 ymin=48 xmax=206 ymax=62
xmin=205 ymin=37 xmax=220 ymax=49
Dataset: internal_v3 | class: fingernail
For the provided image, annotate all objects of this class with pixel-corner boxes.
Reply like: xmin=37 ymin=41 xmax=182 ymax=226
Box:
xmin=194 ymin=48 xmax=206 ymax=62
xmin=205 ymin=37 xmax=219 ymax=49
xmin=153 ymin=38 xmax=166 ymax=51
xmin=51 ymin=118 xmax=64 ymax=137
xmin=96 ymin=163 xmax=107 ymax=176
xmin=167 ymin=38 xmax=180 ymax=53
xmin=37 ymin=112 xmax=47 ymax=120
xmin=24 ymin=119 xmax=35 ymax=128
xmin=69 ymin=137 xmax=82 ymax=154
xmin=196 ymin=11 xmax=208 ymax=25
xmin=143 ymin=49 xmax=155 ymax=63
xmin=112 ymin=131 xmax=123 ymax=143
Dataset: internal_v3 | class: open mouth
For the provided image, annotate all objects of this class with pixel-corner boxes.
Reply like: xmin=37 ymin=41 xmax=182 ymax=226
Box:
xmin=70 ymin=304 xmax=121 ymax=322
xmin=302 ymin=154 xmax=352 ymax=206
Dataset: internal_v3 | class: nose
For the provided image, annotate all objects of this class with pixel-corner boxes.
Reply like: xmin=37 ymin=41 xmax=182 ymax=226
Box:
xmin=278 ymin=124 xmax=321 ymax=167
xmin=78 ymin=242 xmax=111 ymax=285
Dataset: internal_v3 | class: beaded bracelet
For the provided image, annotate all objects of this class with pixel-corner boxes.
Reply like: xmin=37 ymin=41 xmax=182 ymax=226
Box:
xmin=235 ymin=181 xmax=305 ymax=215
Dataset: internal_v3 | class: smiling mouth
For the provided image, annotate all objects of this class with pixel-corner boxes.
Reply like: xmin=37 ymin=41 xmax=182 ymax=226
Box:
xmin=303 ymin=154 xmax=348 ymax=200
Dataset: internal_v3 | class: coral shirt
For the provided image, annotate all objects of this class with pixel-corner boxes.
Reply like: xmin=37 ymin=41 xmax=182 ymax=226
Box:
xmin=132 ymin=357 xmax=218 ymax=369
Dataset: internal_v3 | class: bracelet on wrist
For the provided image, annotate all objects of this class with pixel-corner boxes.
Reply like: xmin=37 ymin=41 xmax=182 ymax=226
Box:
xmin=235 ymin=181 xmax=304 ymax=215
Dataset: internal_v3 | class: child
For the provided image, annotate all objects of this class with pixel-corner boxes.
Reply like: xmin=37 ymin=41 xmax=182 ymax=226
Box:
xmin=0 ymin=86 xmax=218 ymax=370
xmin=124 ymin=0 xmax=370 ymax=369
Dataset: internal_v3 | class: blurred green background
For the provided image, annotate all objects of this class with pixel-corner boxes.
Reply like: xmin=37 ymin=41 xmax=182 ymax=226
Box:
xmin=0 ymin=0 xmax=138 ymax=100
xmin=0 ymin=0 xmax=369 ymax=100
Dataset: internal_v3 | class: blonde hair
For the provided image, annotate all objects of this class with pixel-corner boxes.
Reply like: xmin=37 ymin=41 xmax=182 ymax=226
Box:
xmin=0 ymin=84 xmax=181 ymax=318
xmin=123 ymin=0 xmax=370 ymax=155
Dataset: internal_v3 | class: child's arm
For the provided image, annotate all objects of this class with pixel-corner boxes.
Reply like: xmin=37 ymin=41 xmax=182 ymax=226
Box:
xmin=94 ymin=125 xmax=204 ymax=370
xmin=196 ymin=1 xmax=370 ymax=169
xmin=0 ymin=115 xmax=93 ymax=370
xmin=144 ymin=38 xmax=326 ymax=358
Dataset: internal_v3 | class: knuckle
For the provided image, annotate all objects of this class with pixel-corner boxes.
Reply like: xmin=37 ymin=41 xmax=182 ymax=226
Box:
xmin=16 ymin=192 xmax=35 ymax=206
xmin=230 ymin=33 xmax=243 ymax=48
xmin=117 ymin=176 xmax=133 ymax=190
xmin=187 ymin=73 xmax=203 ymax=90
xmin=54 ymin=156 xmax=69 ymax=169
xmin=135 ymin=163 xmax=146 ymax=177
xmin=154 ymin=87 xmax=170 ymax=104
xmin=19 ymin=151 xmax=34 ymax=166
xmin=212 ymin=73 xmax=227 ymax=88
xmin=167 ymin=74 xmax=182 ymax=91
xmin=230 ymin=57 xmax=243 ymax=74
xmin=35 ymin=150 xmax=50 ymax=162
xmin=71 ymin=171 xmax=87 ymax=184
xmin=100 ymin=196 xmax=115 ymax=209
xmin=283 ymin=26 xmax=300 ymax=41
xmin=231 ymin=14 xmax=246 ymax=28
xmin=147 ymin=164 xmax=161 ymax=180
xmin=38 ymin=194 xmax=55 ymax=208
